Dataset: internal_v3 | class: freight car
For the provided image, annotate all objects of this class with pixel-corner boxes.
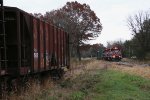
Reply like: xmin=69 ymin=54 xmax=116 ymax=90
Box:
xmin=0 ymin=2 xmax=70 ymax=95
xmin=102 ymin=46 xmax=122 ymax=61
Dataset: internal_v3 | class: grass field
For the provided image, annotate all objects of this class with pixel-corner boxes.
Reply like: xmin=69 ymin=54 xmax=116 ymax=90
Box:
xmin=52 ymin=69 xmax=150 ymax=100
xmin=9 ymin=59 xmax=150 ymax=100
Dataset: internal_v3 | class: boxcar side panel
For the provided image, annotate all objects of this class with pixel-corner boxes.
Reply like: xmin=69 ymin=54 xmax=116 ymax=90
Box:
xmin=60 ymin=29 xmax=63 ymax=67
xmin=33 ymin=18 xmax=39 ymax=72
xmin=39 ymin=21 xmax=44 ymax=71
xmin=62 ymin=30 xmax=65 ymax=66
xmin=66 ymin=33 xmax=70 ymax=68
xmin=20 ymin=12 xmax=32 ymax=75
xmin=64 ymin=31 xmax=67 ymax=66
xmin=45 ymin=23 xmax=50 ymax=70
xmin=54 ymin=27 xmax=57 ymax=68
xmin=57 ymin=29 xmax=60 ymax=67
xmin=49 ymin=25 xmax=54 ymax=68
xmin=63 ymin=30 xmax=65 ymax=66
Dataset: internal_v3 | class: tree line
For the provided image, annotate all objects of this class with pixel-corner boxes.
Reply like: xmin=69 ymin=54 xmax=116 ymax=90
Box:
xmin=124 ymin=10 xmax=150 ymax=59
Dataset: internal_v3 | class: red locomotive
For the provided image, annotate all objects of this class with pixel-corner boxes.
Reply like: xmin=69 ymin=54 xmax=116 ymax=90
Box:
xmin=102 ymin=46 xmax=122 ymax=61
xmin=0 ymin=2 xmax=70 ymax=95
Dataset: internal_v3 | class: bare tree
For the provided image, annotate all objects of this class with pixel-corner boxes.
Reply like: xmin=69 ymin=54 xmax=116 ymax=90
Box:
xmin=127 ymin=10 xmax=150 ymax=59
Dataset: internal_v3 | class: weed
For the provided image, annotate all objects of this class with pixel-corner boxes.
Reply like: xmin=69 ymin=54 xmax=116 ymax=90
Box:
xmin=70 ymin=91 xmax=85 ymax=100
xmin=60 ymin=78 xmax=73 ymax=88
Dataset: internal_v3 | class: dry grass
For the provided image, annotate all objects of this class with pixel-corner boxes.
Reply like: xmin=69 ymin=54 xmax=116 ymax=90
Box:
xmin=67 ymin=58 xmax=108 ymax=79
xmin=8 ymin=58 xmax=98 ymax=100
xmin=8 ymin=76 xmax=54 ymax=100
xmin=79 ymin=58 xmax=150 ymax=79
xmin=122 ymin=58 xmax=150 ymax=65
xmin=7 ymin=58 xmax=150 ymax=99
xmin=110 ymin=62 xmax=150 ymax=79
xmin=70 ymin=58 xmax=150 ymax=79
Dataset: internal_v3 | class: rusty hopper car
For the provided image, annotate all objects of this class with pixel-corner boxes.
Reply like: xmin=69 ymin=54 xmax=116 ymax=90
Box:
xmin=0 ymin=6 xmax=70 ymax=78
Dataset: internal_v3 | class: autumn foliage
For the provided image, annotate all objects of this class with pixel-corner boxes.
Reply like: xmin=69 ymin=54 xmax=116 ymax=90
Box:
xmin=34 ymin=1 xmax=102 ymax=60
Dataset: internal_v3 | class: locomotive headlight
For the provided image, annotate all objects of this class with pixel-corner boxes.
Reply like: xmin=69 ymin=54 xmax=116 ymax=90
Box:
xmin=119 ymin=56 xmax=122 ymax=58
xmin=112 ymin=55 xmax=115 ymax=58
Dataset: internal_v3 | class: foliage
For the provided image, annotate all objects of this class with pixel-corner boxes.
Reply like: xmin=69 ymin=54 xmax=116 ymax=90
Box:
xmin=80 ymin=43 xmax=105 ymax=58
xmin=33 ymin=13 xmax=43 ymax=19
xmin=106 ymin=40 xmax=124 ymax=49
xmin=127 ymin=10 xmax=150 ymax=59
xmin=123 ymin=40 xmax=135 ymax=58
xmin=42 ymin=1 xmax=102 ymax=61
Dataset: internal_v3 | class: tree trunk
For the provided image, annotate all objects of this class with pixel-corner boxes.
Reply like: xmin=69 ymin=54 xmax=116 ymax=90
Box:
xmin=77 ymin=43 xmax=81 ymax=61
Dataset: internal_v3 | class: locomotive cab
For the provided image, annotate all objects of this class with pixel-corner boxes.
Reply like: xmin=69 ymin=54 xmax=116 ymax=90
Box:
xmin=111 ymin=47 xmax=122 ymax=61
xmin=102 ymin=46 xmax=122 ymax=61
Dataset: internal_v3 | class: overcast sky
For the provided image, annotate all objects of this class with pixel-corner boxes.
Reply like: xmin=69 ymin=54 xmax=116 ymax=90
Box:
xmin=4 ymin=0 xmax=150 ymax=46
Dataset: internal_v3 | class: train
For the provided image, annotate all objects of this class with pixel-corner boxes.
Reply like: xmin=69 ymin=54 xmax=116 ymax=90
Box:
xmin=102 ymin=46 xmax=122 ymax=61
xmin=0 ymin=2 xmax=70 ymax=94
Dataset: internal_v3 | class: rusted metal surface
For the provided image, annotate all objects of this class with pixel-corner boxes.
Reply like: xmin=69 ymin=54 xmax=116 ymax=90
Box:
xmin=66 ymin=32 xmax=70 ymax=67
xmin=45 ymin=23 xmax=50 ymax=70
xmin=60 ymin=30 xmax=63 ymax=67
xmin=33 ymin=18 xmax=39 ymax=72
xmin=50 ymin=25 xmax=55 ymax=67
xmin=0 ymin=5 xmax=70 ymax=98
xmin=49 ymin=25 xmax=53 ymax=68
xmin=53 ymin=26 xmax=57 ymax=68
xmin=0 ymin=6 xmax=70 ymax=76
xmin=62 ymin=30 xmax=65 ymax=66
xmin=39 ymin=21 xmax=44 ymax=71
xmin=63 ymin=31 xmax=66 ymax=66
xmin=57 ymin=28 xmax=60 ymax=67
